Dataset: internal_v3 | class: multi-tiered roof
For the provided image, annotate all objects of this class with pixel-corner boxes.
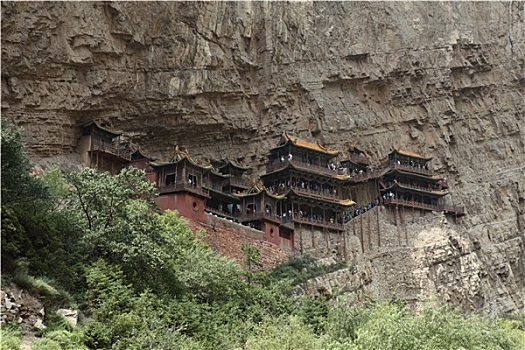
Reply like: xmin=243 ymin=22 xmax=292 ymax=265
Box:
xmin=261 ymin=133 xmax=355 ymax=232
xmin=381 ymin=149 xmax=464 ymax=216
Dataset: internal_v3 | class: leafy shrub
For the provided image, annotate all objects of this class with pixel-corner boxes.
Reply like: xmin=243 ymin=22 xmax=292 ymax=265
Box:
xmin=269 ymin=255 xmax=346 ymax=285
xmin=325 ymin=301 xmax=524 ymax=350
xmin=83 ymin=321 xmax=112 ymax=349
xmin=245 ymin=315 xmax=328 ymax=350
xmin=32 ymin=330 xmax=87 ymax=350
xmin=0 ymin=326 xmax=22 ymax=350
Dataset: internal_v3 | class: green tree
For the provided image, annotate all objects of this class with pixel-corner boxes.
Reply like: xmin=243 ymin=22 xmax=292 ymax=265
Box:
xmin=62 ymin=167 xmax=174 ymax=292
xmin=1 ymin=125 xmax=46 ymax=204
xmin=0 ymin=125 xmax=75 ymax=280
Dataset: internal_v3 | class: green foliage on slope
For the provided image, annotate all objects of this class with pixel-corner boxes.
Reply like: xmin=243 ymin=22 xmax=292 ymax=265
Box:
xmin=2 ymin=124 xmax=524 ymax=349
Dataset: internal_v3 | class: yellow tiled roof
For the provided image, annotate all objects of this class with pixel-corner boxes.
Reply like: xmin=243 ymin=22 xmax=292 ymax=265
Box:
xmin=393 ymin=148 xmax=432 ymax=160
xmin=338 ymin=199 xmax=357 ymax=206
xmin=284 ymin=133 xmax=340 ymax=155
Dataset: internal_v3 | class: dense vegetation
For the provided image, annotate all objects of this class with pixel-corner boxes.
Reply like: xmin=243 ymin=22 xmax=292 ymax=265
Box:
xmin=1 ymin=125 xmax=524 ymax=350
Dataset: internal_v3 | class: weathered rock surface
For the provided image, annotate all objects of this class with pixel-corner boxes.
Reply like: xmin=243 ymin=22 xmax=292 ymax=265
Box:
xmin=57 ymin=308 xmax=78 ymax=327
xmin=1 ymin=285 xmax=46 ymax=331
xmin=2 ymin=2 xmax=524 ymax=314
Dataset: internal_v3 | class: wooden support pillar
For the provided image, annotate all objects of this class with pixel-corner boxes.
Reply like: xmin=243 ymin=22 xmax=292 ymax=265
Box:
xmin=299 ymin=222 xmax=303 ymax=255
xmin=405 ymin=222 xmax=409 ymax=246
xmin=360 ymin=215 xmax=364 ymax=253
xmin=396 ymin=206 xmax=401 ymax=246
xmin=311 ymin=206 xmax=316 ymax=249
xmin=206 ymin=172 xmax=210 ymax=195
xmin=377 ymin=202 xmax=381 ymax=248
xmin=343 ymin=223 xmax=347 ymax=262
xmin=367 ymin=212 xmax=372 ymax=251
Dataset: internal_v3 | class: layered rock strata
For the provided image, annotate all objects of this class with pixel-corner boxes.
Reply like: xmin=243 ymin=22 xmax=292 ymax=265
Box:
xmin=2 ymin=1 xmax=524 ymax=314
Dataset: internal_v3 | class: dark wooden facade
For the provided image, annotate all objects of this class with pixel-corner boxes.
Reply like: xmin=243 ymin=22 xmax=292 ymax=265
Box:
xmin=216 ymin=159 xmax=252 ymax=194
xmin=262 ymin=133 xmax=356 ymax=233
xmin=340 ymin=146 xmax=370 ymax=177
xmin=79 ymin=122 xmax=131 ymax=174
xmin=380 ymin=149 xmax=464 ymax=217
xmin=77 ymin=122 xmax=467 ymax=254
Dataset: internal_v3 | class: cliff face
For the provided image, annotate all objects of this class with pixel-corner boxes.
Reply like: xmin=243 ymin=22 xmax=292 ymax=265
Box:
xmin=2 ymin=1 xmax=524 ymax=314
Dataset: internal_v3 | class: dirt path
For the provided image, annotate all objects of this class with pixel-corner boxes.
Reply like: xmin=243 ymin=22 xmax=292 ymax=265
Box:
xmin=20 ymin=333 xmax=37 ymax=350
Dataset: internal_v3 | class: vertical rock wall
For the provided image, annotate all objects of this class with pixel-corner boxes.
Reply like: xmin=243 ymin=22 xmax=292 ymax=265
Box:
xmin=2 ymin=1 xmax=524 ymax=314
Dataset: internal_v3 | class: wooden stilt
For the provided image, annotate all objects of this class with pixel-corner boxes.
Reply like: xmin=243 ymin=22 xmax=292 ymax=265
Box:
xmin=343 ymin=224 xmax=347 ymax=262
xmin=367 ymin=213 xmax=372 ymax=251
xmin=377 ymin=204 xmax=381 ymax=248
xmin=299 ymin=222 xmax=303 ymax=255
xmin=360 ymin=215 xmax=364 ymax=253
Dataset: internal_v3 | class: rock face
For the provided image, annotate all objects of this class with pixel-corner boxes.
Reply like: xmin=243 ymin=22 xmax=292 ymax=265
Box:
xmin=1 ymin=285 xmax=46 ymax=331
xmin=2 ymin=2 xmax=524 ymax=314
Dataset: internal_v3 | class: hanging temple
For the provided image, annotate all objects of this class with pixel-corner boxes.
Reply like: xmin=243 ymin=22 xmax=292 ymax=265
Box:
xmin=77 ymin=121 xmax=465 ymax=256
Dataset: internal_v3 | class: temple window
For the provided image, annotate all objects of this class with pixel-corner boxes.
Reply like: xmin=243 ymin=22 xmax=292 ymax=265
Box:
xmin=188 ymin=173 xmax=197 ymax=187
xmin=165 ymin=173 xmax=175 ymax=186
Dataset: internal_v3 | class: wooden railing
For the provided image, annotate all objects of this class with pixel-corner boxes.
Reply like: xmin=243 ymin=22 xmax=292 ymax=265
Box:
xmin=382 ymin=181 xmax=448 ymax=194
xmin=205 ymin=207 xmax=239 ymax=220
xmin=347 ymin=171 xmax=376 ymax=182
xmin=158 ymin=183 xmax=209 ymax=197
xmin=388 ymin=161 xmax=433 ymax=176
xmin=206 ymin=206 xmax=345 ymax=230
xmin=291 ymin=160 xmax=343 ymax=177
xmin=270 ymin=185 xmax=343 ymax=201
xmin=383 ymin=198 xmax=465 ymax=216
xmin=293 ymin=216 xmax=344 ymax=230
xmin=228 ymin=177 xmax=249 ymax=188
xmin=292 ymin=186 xmax=341 ymax=200
xmin=266 ymin=160 xmax=342 ymax=177
xmin=91 ymin=139 xmax=131 ymax=161
xmin=238 ymin=211 xmax=283 ymax=224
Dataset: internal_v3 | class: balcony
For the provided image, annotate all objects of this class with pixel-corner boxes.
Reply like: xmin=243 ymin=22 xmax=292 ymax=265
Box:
xmin=383 ymin=198 xmax=465 ymax=216
xmin=158 ymin=183 xmax=210 ymax=197
xmin=228 ymin=176 xmax=250 ymax=188
xmin=347 ymin=171 xmax=376 ymax=183
xmin=382 ymin=181 xmax=448 ymax=195
xmin=266 ymin=160 xmax=343 ymax=177
xmin=91 ymin=140 xmax=131 ymax=161
xmin=291 ymin=186 xmax=342 ymax=201
xmin=293 ymin=216 xmax=345 ymax=231
xmin=388 ymin=161 xmax=434 ymax=176
xmin=205 ymin=206 xmax=239 ymax=221
xmin=238 ymin=211 xmax=283 ymax=224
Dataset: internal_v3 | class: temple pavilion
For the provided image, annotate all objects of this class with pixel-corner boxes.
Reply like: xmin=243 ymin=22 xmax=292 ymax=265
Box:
xmin=261 ymin=133 xmax=356 ymax=233
xmin=77 ymin=122 xmax=131 ymax=174
xmin=380 ymin=149 xmax=464 ymax=217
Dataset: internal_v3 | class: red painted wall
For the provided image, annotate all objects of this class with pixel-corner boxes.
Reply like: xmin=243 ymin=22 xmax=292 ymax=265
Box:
xmin=200 ymin=214 xmax=292 ymax=270
xmin=155 ymin=193 xmax=206 ymax=222
xmin=262 ymin=222 xmax=281 ymax=246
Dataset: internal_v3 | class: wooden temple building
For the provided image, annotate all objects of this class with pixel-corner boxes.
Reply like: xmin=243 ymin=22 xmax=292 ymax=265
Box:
xmin=261 ymin=133 xmax=356 ymax=233
xmin=380 ymin=149 xmax=464 ymax=217
xmin=77 ymin=124 xmax=465 ymax=256
xmin=77 ymin=122 xmax=132 ymax=174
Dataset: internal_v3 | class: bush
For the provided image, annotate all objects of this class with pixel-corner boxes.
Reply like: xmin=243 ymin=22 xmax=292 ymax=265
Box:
xmin=325 ymin=301 xmax=524 ymax=350
xmin=0 ymin=326 xmax=22 ymax=350
xmin=268 ymin=255 xmax=346 ymax=285
xmin=31 ymin=330 xmax=87 ymax=350
xmin=245 ymin=315 xmax=328 ymax=350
